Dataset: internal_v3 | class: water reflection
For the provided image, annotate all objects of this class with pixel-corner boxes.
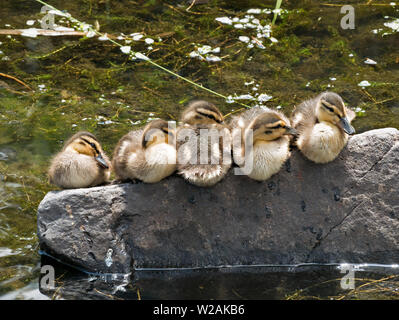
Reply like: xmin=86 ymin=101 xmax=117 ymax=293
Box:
xmin=37 ymin=254 xmax=399 ymax=300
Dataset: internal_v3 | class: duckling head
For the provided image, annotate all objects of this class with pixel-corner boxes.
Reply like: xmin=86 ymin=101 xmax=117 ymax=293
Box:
xmin=246 ymin=112 xmax=297 ymax=143
xmin=316 ymin=92 xmax=356 ymax=135
xmin=181 ymin=100 xmax=224 ymax=125
xmin=64 ymin=131 xmax=109 ymax=168
xmin=142 ymin=119 xmax=175 ymax=149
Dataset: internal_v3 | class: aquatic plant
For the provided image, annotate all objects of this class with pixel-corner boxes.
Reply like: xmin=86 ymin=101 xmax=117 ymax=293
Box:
xmin=34 ymin=0 xmax=252 ymax=109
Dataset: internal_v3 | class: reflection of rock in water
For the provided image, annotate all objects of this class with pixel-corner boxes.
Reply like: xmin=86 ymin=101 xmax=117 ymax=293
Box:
xmin=39 ymin=255 xmax=399 ymax=299
xmin=39 ymin=255 xmax=135 ymax=300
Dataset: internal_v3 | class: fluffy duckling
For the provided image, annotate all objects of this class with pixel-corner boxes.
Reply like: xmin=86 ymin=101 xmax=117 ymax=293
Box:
xmin=291 ymin=91 xmax=356 ymax=163
xmin=112 ymin=119 xmax=176 ymax=183
xmin=177 ymin=100 xmax=232 ymax=187
xmin=230 ymin=107 xmax=297 ymax=181
xmin=48 ymin=132 xmax=111 ymax=189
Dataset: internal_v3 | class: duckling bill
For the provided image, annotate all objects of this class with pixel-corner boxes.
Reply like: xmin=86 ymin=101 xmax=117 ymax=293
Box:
xmin=291 ymin=91 xmax=356 ymax=164
xmin=48 ymin=131 xmax=111 ymax=189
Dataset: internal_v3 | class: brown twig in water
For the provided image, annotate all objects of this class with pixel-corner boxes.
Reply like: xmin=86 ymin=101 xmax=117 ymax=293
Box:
xmin=186 ymin=0 xmax=197 ymax=12
xmin=0 ymin=72 xmax=32 ymax=91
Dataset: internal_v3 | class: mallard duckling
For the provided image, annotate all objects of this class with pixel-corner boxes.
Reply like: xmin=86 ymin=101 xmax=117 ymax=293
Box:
xmin=48 ymin=131 xmax=111 ymax=189
xmin=230 ymin=107 xmax=297 ymax=181
xmin=112 ymin=119 xmax=176 ymax=183
xmin=177 ymin=100 xmax=232 ymax=187
xmin=291 ymin=91 xmax=356 ymax=163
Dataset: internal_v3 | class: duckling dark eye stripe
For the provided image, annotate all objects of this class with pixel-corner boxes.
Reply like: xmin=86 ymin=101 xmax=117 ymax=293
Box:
xmin=322 ymin=103 xmax=335 ymax=113
xmin=81 ymin=138 xmax=99 ymax=153
xmin=270 ymin=124 xmax=284 ymax=129
xmin=198 ymin=112 xmax=218 ymax=121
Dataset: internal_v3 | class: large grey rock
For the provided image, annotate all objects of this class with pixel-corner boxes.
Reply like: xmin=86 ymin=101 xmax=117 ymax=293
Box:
xmin=37 ymin=128 xmax=399 ymax=274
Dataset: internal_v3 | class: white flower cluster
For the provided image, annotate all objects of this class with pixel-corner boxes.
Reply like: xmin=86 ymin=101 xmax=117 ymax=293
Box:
xmin=215 ymin=8 xmax=283 ymax=50
xmin=372 ymin=16 xmax=399 ymax=36
xmin=188 ymin=45 xmax=222 ymax=62
xmin=225 ymin=80 xmax=273 ymax=105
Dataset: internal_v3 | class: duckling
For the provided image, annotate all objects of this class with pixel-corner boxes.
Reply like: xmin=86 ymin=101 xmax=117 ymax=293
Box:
xmin=176 ymin=100 xmax=232 ymax=187
xmin=230 ymin=107 xmax=297 ymax=181
xmin=48 ymin=131 xmax=111 ymax=189
xmin=112 ymin=119 xmax=176 ymax=183
xmin=291 ymin=91 xmax=356 ymax=164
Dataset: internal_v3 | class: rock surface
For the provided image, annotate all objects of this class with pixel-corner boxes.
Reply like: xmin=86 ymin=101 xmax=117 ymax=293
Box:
xmin=37 ymin=128 xmax=399 ymax=274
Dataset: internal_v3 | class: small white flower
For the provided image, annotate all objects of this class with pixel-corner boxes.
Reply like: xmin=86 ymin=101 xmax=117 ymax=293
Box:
xmin=358 ymin=80 xmax=371 ymax=87
xmin=205 ymin=55 xmax=221 ymax=62
xmin=120 ymin=46 xmax=131 ymax=54
xmin=145 ymin=38 xmax=154 ymax=44
xmin=257 ymin=94 xmax=272 ymax=102
xmin=239 ymin=36 xmax=250 ymax=43
xmin=26 ymin=20 xmax=35 ymax=26
xmin=21 ymin=28 xmax=38 ymax=38
xmin=247 ymin=9 xmax=261 ymax=14
xmin=235 ymin=94 xmax=255 ymax=100
xmin=98 ymin=34 xmax=109 ymax=41
xmin=215 ymin=17 xmax=233 ymax=25
xmin=189 ymin=51 xmax=200 ymax=58
xmin=86 ymin=30 xmax=96 ymax=38
xmin=132 ymin=34 xmax=143 ymax=41
xmin=198 ymin=45 xmax=212 ymax=55
xmin=364 ymin=58 xmax=377 ymax=65
xmin=135 ymin=52 xmax=150 ymax=61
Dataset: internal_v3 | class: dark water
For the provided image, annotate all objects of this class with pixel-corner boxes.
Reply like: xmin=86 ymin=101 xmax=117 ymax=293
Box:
xmin=0 ymin=0 xmax=398 ymax=299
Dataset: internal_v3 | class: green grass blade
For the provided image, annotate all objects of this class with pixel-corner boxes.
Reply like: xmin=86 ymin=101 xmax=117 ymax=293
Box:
xmin=272 ymin=0 xmax=283 ymax=25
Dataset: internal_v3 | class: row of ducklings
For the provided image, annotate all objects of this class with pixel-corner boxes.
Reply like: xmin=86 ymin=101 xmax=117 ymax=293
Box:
xmin=48 ymin=91 xmax=356 ymax=189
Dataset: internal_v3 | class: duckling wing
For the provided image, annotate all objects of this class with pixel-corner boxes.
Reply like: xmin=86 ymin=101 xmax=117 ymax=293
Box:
xmin=176 ymin=124 xmax=232 ymax=186
xmin=112 ymin=129 xmax=144 ymax=180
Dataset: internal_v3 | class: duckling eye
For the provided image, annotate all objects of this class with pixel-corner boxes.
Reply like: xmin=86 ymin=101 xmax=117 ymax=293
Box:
xmin=161 ymin=129 xmax=172 ymax=136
